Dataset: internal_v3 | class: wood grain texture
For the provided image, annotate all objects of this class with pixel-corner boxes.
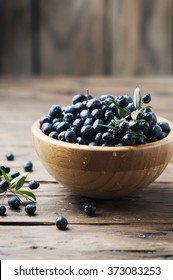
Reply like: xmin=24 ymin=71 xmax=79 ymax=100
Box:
xmin=40 ymin=0 xmax=104 ymax=75
xmin=1 ymin=76 xmax=173 ymax=259
xmin=0 ymin=0 xmax=31 ymax=74
xmin=112 ymin=0 xmax=173 ymax=75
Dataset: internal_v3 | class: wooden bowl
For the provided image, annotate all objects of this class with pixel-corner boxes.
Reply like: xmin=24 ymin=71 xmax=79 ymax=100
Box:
xmin=32 ymin=118 xmax=173 ymax=198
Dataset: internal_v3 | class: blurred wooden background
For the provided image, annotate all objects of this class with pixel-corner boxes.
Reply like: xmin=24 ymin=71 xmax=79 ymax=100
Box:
xmin=0 ymin=0 xmax=172 ymax=75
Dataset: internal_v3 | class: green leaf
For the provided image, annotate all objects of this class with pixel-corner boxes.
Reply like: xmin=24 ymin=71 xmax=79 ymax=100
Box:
xmin=0 ymin=167 xmax=11 ymax=184
xmin=10 ymin=174 xmax=27 ymax=190
xmin=16 ymin=190 xmax=36 ymax=202
xmin=110 ymin=98 xmax=127 ymax=117
xmin=128 ymin=129 xmax=146 ymax=138
xmin=134 ymin=87 xmax=142 ymax=109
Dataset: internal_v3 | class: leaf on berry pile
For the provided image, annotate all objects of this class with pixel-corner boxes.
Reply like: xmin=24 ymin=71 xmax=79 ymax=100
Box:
xmin=128 ymin=129 xmax=146 ymax=138
xmin=0 ymin=167 xmax=11 ymax=184
xmin=134 ymin=87 xmax=142 ymax=109
xmin=110 ymin=98 xmax=127 ymax=117
xmin=16 ymin=190 xmax=36 ymax=202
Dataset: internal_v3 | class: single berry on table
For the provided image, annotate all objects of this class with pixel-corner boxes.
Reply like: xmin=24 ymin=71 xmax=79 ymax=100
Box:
xmin=23 ymin=161 xmax=33 ymax=172
xmin=83 ymin=203 xmax=96 ymax=216
xmin=0 ymin=205 xmax=6 ymax=215
xmin=55 ymin=216 xmax=68 ymax=230
xmin=8 ymin=196 xmax=21 ymax=209
xmin=28 ymin=180 xmax=40 ymax=190
xmin=6 ymin=152 xmax=14 ymax=161
xmin=25 ymin=204 xmax=36 ymax=215
xmin=0 ymin=180 xmax=9 ymax=192
xmin=10 ymin=171 xmax=20 ymax=179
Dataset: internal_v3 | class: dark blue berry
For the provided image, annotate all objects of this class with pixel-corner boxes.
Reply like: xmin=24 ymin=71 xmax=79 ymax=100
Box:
xmin=117 ymin=96 xmax=129 ymax=108
xmin=158 ymin=122 xmax=170 ymax=134
xmin=83 ymin=203 xmax=96 ymax=216
xmin=48 ymin=105 xmax=62 ymax=118
xmin=102 ymin=132 xmax=113 ymax=142
xmin=41 ymin=123 xmax=53 ymax=135
xmin=55 ymin=216 xmax=68 ymax=230
xmin=0 ymin=180 xmax=9 ymax=192
xmin=6 ymin=152 xmax=14 ymax=161
xmin=72 ymin=94 xmax=86 ymax=104
xmin=58 ymin=131 xmax=66 ymax=141
xmin=39 ymin=115 xmax=52 ymax=126
xmin=93 ymin=119 xmax=106 ymax=133
xmin=25 ymin=204 xmax=36 ymax=215
xmin=28 ymin=180 xmax=40 ymax=190
xmin=8 ymin=196 xmax=20 ymax=209
xmin=10 ymin=171 xmax=20 ymax=179
xmin=49 ymin=131 xmax=59 ymax=139
xmin=65 ymin=130 xmax=77 ymax=143
xmin=76 ymin=137 xmax=86 ymax=145
xmin=142 ymin=93 xmax=151 ymax=104
xmin=151 ymin=124 xmax=163 ymax=139
xmin=91 ymin=108 xmax=104 ymax=120
xmin=119 ymin=121 xmax=130 ymax=132
xmin=86 ymin=98 xmax=102 ymax=111
xmin=73 ymin=118 xmax=84 ymax=129
xmin=80 ymin=125 xmax=96 ymax=140
xmin=23 ymin=161 xmax=33 ymax=172
xmin=63 ymin=113 xmax=76 ymax=124
xmin=121 ymin=134 xmax=136 ymax=146
xmin=56 ymin=121 xmax=70 ymax=134
xmin=84 ymin=118 xmax=94 ymax=126
xmin=80 ymin=109 xmax=91 ymax=120
xmin=0 ymin=205 xmax=6 ymax=215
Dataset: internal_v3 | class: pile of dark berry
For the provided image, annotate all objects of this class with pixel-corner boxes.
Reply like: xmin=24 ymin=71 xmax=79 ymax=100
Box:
xmin=40 ymin=87 xmax=170 ymax=146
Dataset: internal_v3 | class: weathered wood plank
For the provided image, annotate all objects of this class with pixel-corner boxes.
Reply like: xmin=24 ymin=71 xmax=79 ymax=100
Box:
xmin=1 ymin=181 xmax=173 ymax=225
xmin=40 ymin=0 xmax=104 ymax=75
xmin=111 ymin=0 xmax=173 ymax=75
xmin=0 ymin=0 xmax=31 ymax=74
xmin=1 ymin=224 xmax=173 ymax=259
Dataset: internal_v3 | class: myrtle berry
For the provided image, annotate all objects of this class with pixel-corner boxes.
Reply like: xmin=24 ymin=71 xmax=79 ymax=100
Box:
xmin=117 ymin=96 xmax=129 ymax=108
xmin=83 ymin=203 xmax=96 ymax=216
xmin=86 ymin=98 xmax=102 ymax=111
xmin=121 ymin=134 xmax=136 ymax=146
xmin=10 ymin=171 xmax=20 ymax=179
xmin=28 ymin=180 xmax=40 ymax=190
xmin=72 ymin=94 xmax=86 ymax=104
xmin=55 ymin=216 xmax=68 ymax=230
xmin=3 ymin=166 xmax=11 ymax=173
xmin=48 ymin=105 xmax=62 ymax=119
xmin=119 ymin=121 xmax=130 ymax=132
xmin=49 ymin=131 xmax=59 ymax=139
xmin=76 ymin=137 xmax=86 ymax=145
xmin=41 ymin=122 xmax=53 ymax=135
xmin=6 ymin=152 xmax=14 ymax=161
xmin=23 ymin=161 xmax=33 ymax=172
xmin=25 ymin=204 xmax=36 ymax=215
xmin=0 ymin=205 xmax=6 ymax=215
xmin=142 ymin=93 xmax=151 ymax=104
xmin=80 ymin=125 xmax=96 ymax=140
xmin=158 ymin=122 xmax=170 ymax=134
xmin=8 ymin=196 xmax=21 ymax=209
xmin=65 ymin=130 xmax=77 ymax=143
xmin=0 ymin=180 xmax=9 ymax=192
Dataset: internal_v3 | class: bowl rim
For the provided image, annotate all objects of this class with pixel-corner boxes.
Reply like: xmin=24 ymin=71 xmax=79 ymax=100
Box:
xmin=32 ymin=117 xmax=173 ymax=152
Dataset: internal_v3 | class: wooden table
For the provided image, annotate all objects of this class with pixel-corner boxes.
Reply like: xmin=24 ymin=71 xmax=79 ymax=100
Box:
xmin=0 ymin=76 xmax=173 ymax=260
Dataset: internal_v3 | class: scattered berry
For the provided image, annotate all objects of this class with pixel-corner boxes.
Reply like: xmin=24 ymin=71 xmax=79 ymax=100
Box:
xmin=28 ymin=180 xmax=40 ymax=190
xmin=10 ymin=171 xmax=20 ymax=179
xmin=83 ymin=203 xmax=96 ymax=216
xmin=8 ymin=196 xmax=21 ymax=209
xmin=55 ymin=216 xmax=68 ymax=230
xmin=23 ymin=161 xmax=33 ymax=172
xmin=25 ymin=204 xmax=36 ymax=215
xmin=0 ymin=180 xmax=9 ymax=192
xmin=6 ymin=152 xmax=14 ymax=161
xmin=0 ymin=205 xmax=6 ymax=215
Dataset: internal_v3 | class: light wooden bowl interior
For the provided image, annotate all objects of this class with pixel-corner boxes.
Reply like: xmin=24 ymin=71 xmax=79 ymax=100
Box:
xmin=32 ymin=117 xmax=173 ymax=198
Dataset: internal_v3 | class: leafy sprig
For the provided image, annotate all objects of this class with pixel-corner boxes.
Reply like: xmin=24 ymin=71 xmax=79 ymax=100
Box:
xmin=99 ymin=87 xmax=152 ymax=137
xmin=0 ymin=167 xmax=36 ymax=203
